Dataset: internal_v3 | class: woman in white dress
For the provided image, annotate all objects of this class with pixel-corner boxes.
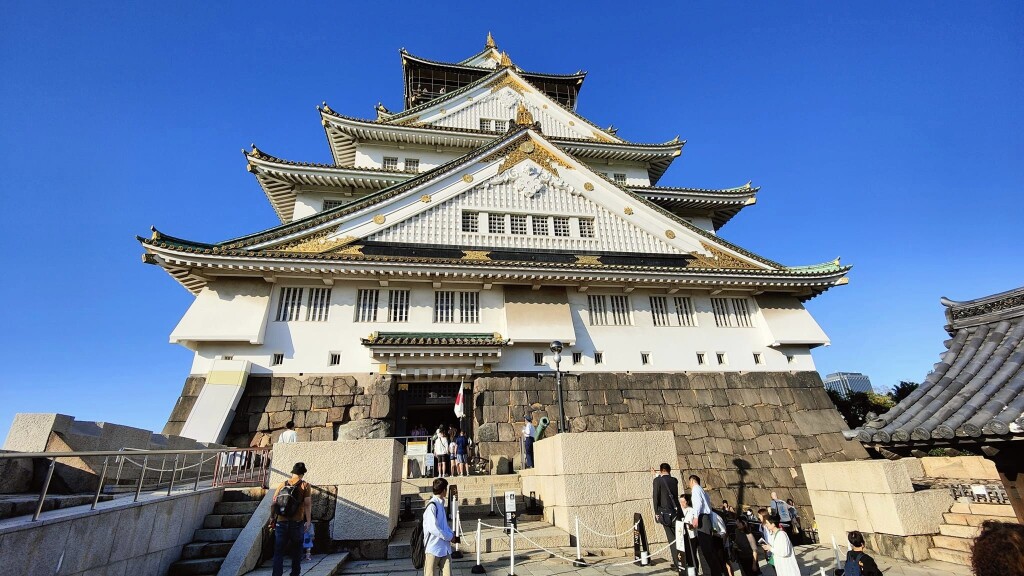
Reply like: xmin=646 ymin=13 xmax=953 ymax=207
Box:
xmin=760 ymin=514 xmax=800 ymax=576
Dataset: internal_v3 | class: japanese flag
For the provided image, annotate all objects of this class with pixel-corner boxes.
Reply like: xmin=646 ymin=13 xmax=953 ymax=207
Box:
xmin=454 ymin=382 xmax=465 ymax=419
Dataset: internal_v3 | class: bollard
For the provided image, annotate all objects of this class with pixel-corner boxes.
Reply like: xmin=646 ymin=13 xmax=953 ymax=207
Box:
xmin=489 ymin=485 xmax=497 ymax=516
xmin=452 ymin=496 xmax=464 ymax=559
xmin=508 ymin=522 xmax=515 ymax=576
xmin=471 ymin=519 xmax=486 ymax=574
xmin=573 ymin=515 xmax=587 ymax=567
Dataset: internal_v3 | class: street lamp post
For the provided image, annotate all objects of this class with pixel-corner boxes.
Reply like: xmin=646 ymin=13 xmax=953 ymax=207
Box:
xmin=550 ymin=340 xmax=567 ymax=433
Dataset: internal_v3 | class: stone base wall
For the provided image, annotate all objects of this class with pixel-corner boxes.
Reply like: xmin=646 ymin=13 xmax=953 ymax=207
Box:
xmin=162 ymin=376 xmax=206 ymax=436
xmin=474 ymin=371 xmax=868 ymax=522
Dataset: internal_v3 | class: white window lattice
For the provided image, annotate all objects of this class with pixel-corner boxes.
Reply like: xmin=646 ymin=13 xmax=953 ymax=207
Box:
xmin=329 ymin=352 xmax=341 ymax=366
xmin=588 ymin=294 xmax=609 ymax=325
xmin=480 ymin=119 xmax=492 ymax=132
xmin=382 ymin=157 xmax=398 ymax=170
xmin=610 ymin=295 xmax=631 ymax=325
xmin=594 ymin=351 xmax=604 ymax=364
xmin=711 ymin=298 xmax=732 ymax=327
xmin=553 ymin=216 xmax=570 ymax=237
xmin=533 ymin=352 xmax=544 ymax=365
xmin=494 ymin=119 xmax=507 ymax=132
xmin=532 ymin=216 xmax=549 ymax=236
xmin=462 ymin=211 xmax=479 ymax=233
xmin=579 ymin=218 xmax=595 ymax=238
xmin=322 ymin=199 xmax=346 ymax=211
xmin=305 ymin=288 xmax=332 ymax=322
xmin=388 ymin=290 xmax=410 ymax=323
xmin=404 ymin=158 xmax=419 ymax=173
xmin=650 ymin=296 xmax=671 ymax=327
xmin=488 ymin=213 xmax=505 ymax=234
xmin=356 ymin=289 xmax=379 ymax=322
xmin=271 ymin=353 xmax=284 ymax=366
xmin=674 ymin=297 xmax=697 ymax=327
xmin=572 ymin=352 xmax=582 ymax=365
xmin=434 ymin=291 xmax=455 ymax=323
xmin=510 ymin=214 xmax=527 ymax=235
xmin=588 ymin=295 xmax=631 ymax=326
xmin=732 ymin=298 xmax=753 ymax=327
xmin=460 ymin=292 xmax=479 ymax=323
xmin=613 ymin=173 xmax=627 ymax=185
xmin=275 ymin=287 xmax=304 ymax=322
xmin=711 ymin=297 xmax=754 ymax=328
xmin=641 ymin=352 xmax=651 ymax=365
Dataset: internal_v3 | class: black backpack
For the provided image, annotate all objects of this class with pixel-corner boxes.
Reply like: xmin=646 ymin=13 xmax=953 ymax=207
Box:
xmin=274 ymin=480 xmax=305 ymax=519
xmin=411 ymin=501 xmax=437 ymax=569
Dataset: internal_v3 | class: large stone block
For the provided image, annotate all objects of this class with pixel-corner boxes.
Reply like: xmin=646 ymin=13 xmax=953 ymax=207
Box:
xmin=271 ymin=440 xmax=401 ymax=486
xmin=802 ymin=460 xmax=915 ymax=494
xmin=863 ymin=489 xmax=953 ymax=536
xmin=332 ymin=481 xmax=400 ymax=541
xmin=920 ymin=456 xmax=999 ymax=480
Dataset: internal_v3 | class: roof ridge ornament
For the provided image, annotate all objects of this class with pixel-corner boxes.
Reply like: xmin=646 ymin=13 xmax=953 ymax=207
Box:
xmin=486 ymin=32 xmax=497 ymax=49
xmin=499 ymin=51 xmax=513 ymax=68
xmin=515 ymin=102 xmax=534 ymax=126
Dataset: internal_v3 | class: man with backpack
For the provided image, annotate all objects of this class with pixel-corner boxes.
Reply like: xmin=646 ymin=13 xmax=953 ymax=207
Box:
xmin=269 ymin=462 xmax=313 ymax=576
xmin=768 ymin=492 xmax=792 ymax=534
xmin=414 ymin=477 xmax=457 ymax=575
xmin=840 ymin=531 xmax=881 ymax=576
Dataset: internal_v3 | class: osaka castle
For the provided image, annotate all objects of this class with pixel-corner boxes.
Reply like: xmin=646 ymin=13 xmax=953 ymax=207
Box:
xmin=142 ymin=35 xmax=865 ymax=503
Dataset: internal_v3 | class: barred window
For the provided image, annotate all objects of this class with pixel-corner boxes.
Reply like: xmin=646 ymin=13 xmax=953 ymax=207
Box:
xmin=588 ymin=294 xmax=609 ymax=326
xmin=696 ymin=352 xmax=706 ymax=365
xmin=594 ymin=351 xmax=604 ymax=364
xmin=404 ymin=158 xmax=419 ymax=173
xmin=494 ymin=119 xmax=507 ymax=132
xmin=328 ymin=352 xmax=341 ymax=366
xmin=305 ymin=288 xmax=332 ymax=322
xmin=753 ymin=353 xmax=763 ymax=365
xmin=271 ymin=353 xmax=284 ymax=366
xmin=613 ymin=173 xmax=627 ymax=185
xmin=732 ymin=298 xmax=753 ymax=327
xmin=650 ymin=296 xmax=671 ymax=327
xmin=460 ymin=291 xmax=479 ymax=323
xmin=388 ymin=289 xmax=410 ymax=323
xmin=674 ymin=297 xmax=697 ymax=327
xmin=533 ymin=352 xmax=544 ymax=365
xmin=716 ymin=352 xmax=728 ymax=365
xmin=610 ymin=295 xmax=631 ymax=325
xmin=589 ymin=295 xmax=631 ymax=326
xmin=579 ymin=218 xmax=595 ymax=238
xmin=488 ymin=213 xmax=505 ymax=234
xmin=712 ymin=297 xmax=754 ymax=328
xmin=461 ymin=211 xmax=479 ymax=233
xmin=382 ymin=157 xmax=398 ymax=170
xmin=480 ymin=118 xmax=492 ymax=132
xmin=553 ymin=216 xmax=570 ymax=237
xmin=355 ymin=289 xmax=379 ymax=323
xmin=434 ymin=291 xmax=455 ymax=323
xmin=572 ymin=352 xmax=582 ymax=365
xmin=322 ymin=199 xmax=345 ymax=211
xmin=641 ymin=352 xmax=651 ymax=365
xmin=532 ymin=216 xmax=549 ymax=236
xmin=711 ymin=297 xmax=732 ymax=327
xmin=510 ymin=214 xmax=527 ymax=235
xmin=275 ymin=287 xmax=304 ymax=322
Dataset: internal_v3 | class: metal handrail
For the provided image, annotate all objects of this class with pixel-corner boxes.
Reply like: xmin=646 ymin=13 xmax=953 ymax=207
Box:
xmin=0 ymin=446 xmax=271 ymax=521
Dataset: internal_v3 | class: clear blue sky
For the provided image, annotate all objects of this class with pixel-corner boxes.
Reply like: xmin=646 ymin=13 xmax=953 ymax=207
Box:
xmin=1 ymin=2 xmax=1021 ymax=437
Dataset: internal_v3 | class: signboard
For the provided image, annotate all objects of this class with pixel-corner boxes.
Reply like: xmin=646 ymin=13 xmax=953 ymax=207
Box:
xmin=406 ymin=441 xmax=428 ymax=456
xmin=633 ymin=512 xmax=649 ymax=564
xmin=504 ymin=490 xmax=518 ymax=534
xmin=675 ymin=520 xmax=695 ymax=576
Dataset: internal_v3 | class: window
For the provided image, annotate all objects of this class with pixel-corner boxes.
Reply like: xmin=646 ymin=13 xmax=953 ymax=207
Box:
xmin=753 ymin=353 xmax=763 ymax=365
xmin=404 ymin=158 xmax=419 ymax=173
xmin=610 ymin=295 xmax=631 ymax=325
xmin=271 ymin=353 xmax=284 ymax=366
xmin=787 ymin=355 xmax=796 ymax=364
xmin=387 ymin=289 xmax=410 ymax=322
xmin=711 ymin=297 xmax=754 ymax=328
xmin=674 ymin=297 xmax=697 ymax=327
xmin=572 ymin=352 xmax=582 ymax=365
xmin=532 ymin=216 xmax=549 ymax=236
xmin=588 ymin=294 xmax=609 ymax=325
xmin=355 ymin=289 xmax=379 ymax=322
xmin=461 ymin=211 xmax=479 ymax=233
xmin=382 ymin=157 xmax=398 ymax=170
xmin=480 ymin=118 xmax=492 ymax=132
xmin=716 ymin=352 xmax=728 ymax=365
xmin=322 ymin=199 xmax=346 ymax=211
xmin=488 ymin=213 xmax=505 ymax=234
xmin=594 ymin=351 xmax=604 ymax=364
xmin=305 ymin=288 xmax=332 ymax=322
xmin=641 ymin=352 xmax=651 ymax=365
xmin=613 ymin=173 xmax=627 ymax=185
xmin=494 ymin=119 xmax=507 ymax=133
xmin=275 ymin=287 xmax=304 ymax=322
xmin=460 ymin=291 xmax=479 ymax=323
xmin=588 ymin=295 xmax=631 ymax=326
xmin=553 ymin=216 xmax=570 ymax=237
xmin=220 ymin=355 xmax=233 ymax=361
xmin=329 ymin=352 xmax=341 ymax=366
xmin=510 ymin=214 xmax=527 ymax=235
xmin=695 ymin=352 xmax=707 ymax=365
xmin=480 ymin=118 xmax=508 ymax=133
xmin=434 ymin=291 xmax=455 ymax=323
xmin=650 ymin=296 xmax=671 ymax=327
xmin=578 ymin=218 xmax=595 ymax=238
xmin=534 ymin=352 xmax=544 ymax=365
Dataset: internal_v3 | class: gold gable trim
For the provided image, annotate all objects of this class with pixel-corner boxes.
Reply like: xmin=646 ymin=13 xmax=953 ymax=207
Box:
xmin=575 ymin=255 xmax=601 ymax=265
xmin=483 ymin=135 xmax=574 ymax=177
xmin=686 ymin=242 xmax=762 ymax=270
xmin=489 ymin=75 xmax=526 ymax=95
xmin=462 ymin=250 xmax=491 ymax=261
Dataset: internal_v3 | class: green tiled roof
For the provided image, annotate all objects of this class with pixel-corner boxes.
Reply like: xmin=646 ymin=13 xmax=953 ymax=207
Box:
xmin=361 ymin=332 xmax=507 ymax=346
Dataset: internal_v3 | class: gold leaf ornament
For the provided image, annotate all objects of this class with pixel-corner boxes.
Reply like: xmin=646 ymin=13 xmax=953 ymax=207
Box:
xmin=373 ymin=214 xmax=386 ymax=225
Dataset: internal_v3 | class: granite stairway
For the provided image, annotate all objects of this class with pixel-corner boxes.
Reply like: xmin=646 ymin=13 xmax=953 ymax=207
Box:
xmin=929 ymin=500 xmax=1017 ymax=566
xmin=167 ymin=488 xmax=267 ymax=576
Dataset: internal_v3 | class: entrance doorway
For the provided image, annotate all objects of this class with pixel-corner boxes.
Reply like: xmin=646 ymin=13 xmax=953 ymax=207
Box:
xmin=395 ymin=381 xmax=472 ymax=437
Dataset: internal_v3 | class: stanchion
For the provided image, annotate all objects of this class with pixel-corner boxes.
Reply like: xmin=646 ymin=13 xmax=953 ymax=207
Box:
xmin=471 ymin=519 xmax=486 ymax=574
xmin=508 ymin=521 xmax=515 ymax=576
xmin=573 ymin=515 xmax=587 ymax=567
xmin=488 ymin=485 xmax=497 ymax=517
xmin=452 ymin=495 xmax=464 ymax=560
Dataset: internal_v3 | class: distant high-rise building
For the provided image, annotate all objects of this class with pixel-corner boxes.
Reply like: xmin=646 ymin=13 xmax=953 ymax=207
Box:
xmin=824 ymin=372 xmax=873 ymax=396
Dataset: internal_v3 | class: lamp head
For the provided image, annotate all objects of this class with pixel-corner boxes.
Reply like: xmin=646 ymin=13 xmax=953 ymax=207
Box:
xmin=549 ymin=340 xmax=563 ymax=354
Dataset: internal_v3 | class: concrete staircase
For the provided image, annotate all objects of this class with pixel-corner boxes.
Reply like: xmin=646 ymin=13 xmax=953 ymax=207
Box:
xmin=929 ymin=500 xmax=1017 ymax=565
xmin=167 ymin=488 xmax=266 ymax=576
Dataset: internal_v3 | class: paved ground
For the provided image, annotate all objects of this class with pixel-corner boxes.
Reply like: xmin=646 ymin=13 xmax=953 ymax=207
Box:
xmin=334 ymin=545 xmax=972 ymax=576
xmin=249 ymin=552 xmax=350 ymax=576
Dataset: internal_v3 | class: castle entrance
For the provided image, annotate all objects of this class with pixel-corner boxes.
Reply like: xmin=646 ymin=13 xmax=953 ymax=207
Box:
xmin=394 ymin=380 xmax=471 ymax=437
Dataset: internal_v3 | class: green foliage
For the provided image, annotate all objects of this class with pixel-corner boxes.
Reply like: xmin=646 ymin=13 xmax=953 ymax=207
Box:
xmin=888 ymin=381 xmax=919 ymax=403
xmin=827 ymin=389 xmax=895 ymax=429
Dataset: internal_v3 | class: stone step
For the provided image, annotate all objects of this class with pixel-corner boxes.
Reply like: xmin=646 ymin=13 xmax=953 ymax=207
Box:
xmin=180 ymin=541 xmax=234 ymax=560
xmin=932 ymin=535 xmax=973 ymax=552
xmin=939 ymin=523 xmax=980 ymax=539
xmin=928 ymin=546 xmax=972 ymax=566
xmin=949 ymin=501 xmax=1016 ymax=517
xmin=221 ymin=487 xmax=267 ymax=502
xmin=942 ymin=512 xmax=1011 ymax=526
xmin=167 ymin=557 xmax=224 ymax=576
xmin=192 ymin=527 xmax=243 ymax=543
xmin=203 ymin=513 xmax=253 ymax=529
xmin=213 ymin=500 xmax=260 ymax=515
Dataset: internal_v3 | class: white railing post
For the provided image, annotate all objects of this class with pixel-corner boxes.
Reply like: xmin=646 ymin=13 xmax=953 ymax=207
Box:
xmin=471 ymin=519 xmax=485 ymax=574
xmin=508 ymin=523 xmax=515 ymax=576
xmin=573 ymin=514 xmax=587 ymax=567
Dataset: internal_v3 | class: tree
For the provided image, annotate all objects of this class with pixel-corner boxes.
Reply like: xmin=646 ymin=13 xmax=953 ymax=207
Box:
xmin=827 ymin=389 xmax=895 ymax=429
xmin=888 ymin=381 xmax=919 ymax=403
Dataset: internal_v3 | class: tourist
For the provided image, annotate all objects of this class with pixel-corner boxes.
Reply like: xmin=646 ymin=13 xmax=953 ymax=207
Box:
xmin=522 ymin=415 xmax=536 ymax=469
xmin=279 ymin=421 xmax=298 ymax=443
xmin=423 ymin=477 xmax=458 ymax=576
xmin=722 ymin=500 xmax=734 ymax=514
xmin=786 ymin=498 xmax=802 ymax=544
xmin=454 ymin=430 xmax=470 ymax=477
xmin=732 ymin=518 xmax=760 ymax=576
xmin=679 ymin=494 xmax=701 ymax=574
xmin=652 ymin=463 xmax=683 ymax=570
xmin=711 ymin=509 xmax=733 ymax=576
xmin=760 ymin=514 xmax=799 ymax=576
xmin=688 ymin=474 xmax=727 ymax=576
xmin=971 ymin=520 xmax=1024 ymax=576
xmin=303 ymin=523 xmax=314 ymax=562
xmin=768 ymin=491 xmax=792 ymax=534
xmin=432 ymin=427 xmax=449 ymax=478
xmin=448 ymin=433 xmax=458 ymax=477
xmin=843 ymin=531 xmax=880 ymax=576
xmin=269 ymin=462 xmax=312 ymax=576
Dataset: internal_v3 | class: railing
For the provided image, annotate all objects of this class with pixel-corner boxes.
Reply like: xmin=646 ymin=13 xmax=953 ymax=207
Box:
xmin=0 ymin=447 xmax=271 ymax=521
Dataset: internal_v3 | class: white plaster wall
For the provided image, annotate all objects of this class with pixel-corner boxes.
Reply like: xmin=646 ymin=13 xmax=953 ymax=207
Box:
xmin=354 ymin=144 xmax=466 ymax=173
xmin=181 ymin=280 xmax=818 ymax=375
xmin=580 ymin=162 xmax=651 ymax=187
xmin=681 ymin=216 xmax=715 ymax=233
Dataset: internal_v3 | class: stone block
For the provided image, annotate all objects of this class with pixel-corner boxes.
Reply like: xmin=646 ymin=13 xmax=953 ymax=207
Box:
xmin=60 ymin=512 xmax=118 ymax=573
xmin=863 ymin=489 xmax=953 ymax=536
xmin=305 ymin=411 xmax=328 ymax=428
xmin=311 ymin=427 xmax=333 ymax=442
xmin=271 ymin=440 xmax=401 ymax=486
xmin=920 ymin=456 xmax=999 ymax=480
xmin=369 ymin=395 xmax=391 ymax=419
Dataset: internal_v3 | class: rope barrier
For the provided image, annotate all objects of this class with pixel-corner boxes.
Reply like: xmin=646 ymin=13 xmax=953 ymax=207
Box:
xmin=576 ymin=518 xmax=640 ymax=539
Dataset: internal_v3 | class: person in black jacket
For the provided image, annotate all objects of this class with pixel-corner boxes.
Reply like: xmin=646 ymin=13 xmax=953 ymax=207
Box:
xmin=652 ymin=463 xmax=684 ymax=569
xmin=844 ymin=531 xmax=881 ymax=576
